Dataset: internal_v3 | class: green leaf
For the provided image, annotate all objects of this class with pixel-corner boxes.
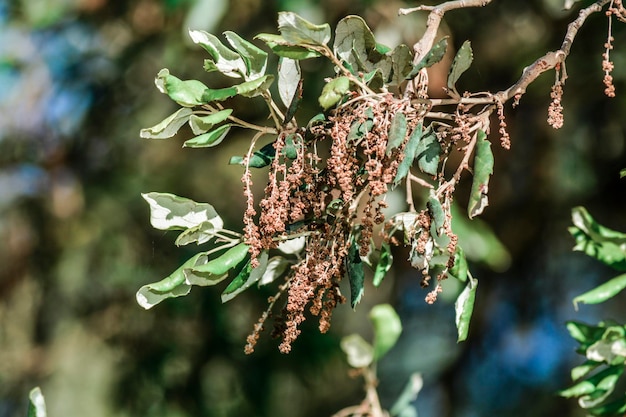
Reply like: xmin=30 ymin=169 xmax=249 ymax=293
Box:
xmin=570 ymin=206 xmax=626 ymax=270
xmin=427 ymin=191 xmax=445 ymax=233
xmin=223 ymin=30 xmax=268 ymax=80
xmin=447 ymin=40 xmax=473 ymax=97
xmin=140 ymin=108 xmax=193 ymax=139
xmin=278 ymin=57 xmax=301 ymax=109
xmin=183 ymin=124 xmax=232 ymax=148
xmin=586 ymin=326 xmax=626 ymax=364
xmin=559 ymin=365 xmax=623 ymax=398
xmin=573 ymin=274 xmax=626 ymax=309
xmin=348 ymin=108 xmax=374 ymax=142
xmin=347 ymin=238 xmax=365 ymax=309
xmin=190 ymin=242 xmax=250 ymax=280
xmin=620 ymin=168 xmax=626 ymax=178
xmin=234 ymin=74 xmax=274 ymax=98
xmin=449 ymin=246 xmax=468 ymax=282
xmin=141 ymin=192 xmax=223 ymax=231
xmin=370 ymin=303 xmax=402 ymax=360
xmin=455 ymin=272 xmax=478 ymax=342
xmin=406 ymin=37 xmax=448 ymax=79
xmin=155 ymin=69 xmax=210 ymax=107
xmin=255 ymin=33 xmax=322 ymax=59
xmin=389 ymin=374 xmax=423 ymax=417
xmin=390 ymin=44 xmax=414 ymax=85
xmin=259 ymin=256 xmax=290 ymax=286
xmin=386 ymin=112 xmax=407 ymax=155
xmin=586 ymin=394 xmax=626 ymax=415
xmin=136 ymin=252 xmax=205 ymax=309
xmin=221 ymin=251 xmax=269 ymax=302
xmin=188 ymin=29 xmax=246 ymax=78
xmin=319 ymin=76 xmax=350 ymax=110
xmin=468 ymin=130 xmax=494 ymax=219
xmin=175 ymin=221 xmax=219 ymax=246
xmin=393 ymin=123 xmax=423 ymax=186
xmin=278 ymin=12 xmax=331 ymax=46
xmin=372 ymin=242 xmax=393 ymax=287
xmin=334 ymin=15 xmax=391 ymax=79
xmin=229 ymin=141 xmax=276 ymax=168
xmin=340 ymin=334 xmax=374 ymax=368
xmin=189 ymin=109 xmax=232 ymax=135
xmin=571 ymin=360 xmax=601 ymax=381
xmin=28 ymin=387 xmax=47 ymax=417
xmin=566 ymin=321 xmax=605 ymax=344
xmin=416 ymin=130 xmax=441 ymax=176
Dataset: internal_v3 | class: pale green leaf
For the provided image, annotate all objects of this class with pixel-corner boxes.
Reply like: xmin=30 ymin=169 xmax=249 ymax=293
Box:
xmin=393 ymin=123 xmax=423 ymax=186
xmin=136 ymin=252 xmax=205 ymax=309
xmin=259 ymin=256 xmax=290 ymax=286
xmin=140 ymin=108 xmax=193 ymax=139
xmin=340 ymin=334 xmax=374 ymax=368
xmin=28 ymin=387 xmax=47 ymax=417
xmin=416 ymin=130 xmax=441 ymax=176
xmin=390 ymin=44 xmax=414 ymax=85
xmin=255 ymin=33 xmax=322 ymax=59
xmin=334 ymin=15 xmax=376 ymax=68
xmin=278 ymin=12 xmax=331 ymax=46
xmin=234 ymin=74 xmax=274 ymax=98
xmin=175 ymin=221 xmax=220 ymax=246
xmin=221 ymin=251 xmax=269 ymax=302
xmin=188 ymin=29 xmax=246 ymax=78
xmin=559 ymin=366 xmax=623 ymax=398
xmin=183 ymin=124 xmax=232 ymax=148
xmin=189 ymin=242 xmax=249 ymax=279
xmin=389 ymin=374 xmax=423 ymax=417
xmin=468 ymin=130 xmax=493 ymax=219
xmin=277 ymin=235 xmax=306 ymax=254
xmin=189 ymin=109 xmax=232 ymax=135
xmin=278 ymin=57 xmax=301 ymax=109
xmin=406 ymin=37 xmax=448 ymax=79
xmin=223 ymin=30 xmax=268 ymax=80
xmin=455 ymin=272 xmax=478 ymax=342
xmin=319 ymin=76 xmax=350 ymax=110
xmin=386 ymin=112 xmax=407 ymax=155
xmin=449 ymin=246 xmax=468 ymax=282
xmin=370 ymin=303 xmax=402 ymax=360
xmin=372 ymin=242 xmax=393 ymax=287
xmin=141 ymin=192 xmax=223 ymax=231
xmin=447 ymin=40 xmax=473 ymax=96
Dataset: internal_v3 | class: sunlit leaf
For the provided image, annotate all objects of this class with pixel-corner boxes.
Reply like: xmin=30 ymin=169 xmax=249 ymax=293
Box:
xmin=340 ymin=334 xmax=374 ymax=368
xmin=255 ymin=33 xmax=322 ymax=59
xmin=319 ymin=76 xmax=350 ymax=110
xmin=221 ymin=251 xmax=269 ymax=302
xmin=406 ymin=37 xmax=448 ymax=79
xmin=372 ymin=242 xmax=393 ymax=287
xmin=416 ymin=130 xmax=441 ymax=176
xmin=569 ymin=206 xmax=626 ymax=271
xmin=447 ymin=40 xmax=473 ymax=97
xmin=573 ymin=274 xmax=626 ymax=310
xmin=449 ymin=246 xmax=468 ymax=282
xmin=571 ymin=360 xmax=601 ymax=381
xmin=278 ymin=57 xmax=301 ymax=109
xmin=277 ymin=235 xmax=306 ymax=254
xmin=278 ymin=12 xmax=331 ymax=46
xmin=188 ymin=29 xmax=246 ymax=78
xmin=587 ymin=394 xmax=626 ymax=415
xmin=468 ymin=130 xmax=493 ymax=219
xmin=183 ymin=124 xmax=232 ymax=148
xmin=455 ymin=272 xmax=478 ymax=342
xmin=427 ymin=191 xmax=445 ymax=234
xmin=234 ymin=74 xmax=274 ymax=98
xmin=386 ymin=112 xmax=407 ymax=155
xmin=28 ymin=387 xmax=47 ymax=417
xmin=223 ymin=30 xmax=268 ymax=80
xmin=347 ymin=238 xmax=365 ymax=309
xmin=259 ymin=256 xmax=290 ymax=286
xmin=155 ymin=68 xmax=210 ymax=107
xmin=370 ymin=303 xmax=402 ymax=360
xmin=140 ymin=108 xmax=193 ymax=139
xmin=175 ymin=221 xmax=219 ymax=246
xmin=141 ymin=192 xmax=223 ymax=231
xmin=188 ymin=109 xmax=232 ymax=135
xmin=566 ymin=321 xmax=605 ymax=344
xmin=393 ymin=123 xmax=423 ymax=186
xmin=136 ymin=252 xmax=205 ymax=309
xmin=559 ymin=365 xmax=623 ymax=398
xmin=620 ymin=168 xmax=626 ymax=178
xmin=189 ymin=242 xmax=249 ymax=283
xmin=389 ymin=374 xmax=423 ymax=417
xmin=586 ymin=326 xmax=626 ymax=364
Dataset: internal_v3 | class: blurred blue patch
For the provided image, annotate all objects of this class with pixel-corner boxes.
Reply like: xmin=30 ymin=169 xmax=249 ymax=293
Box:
xmin=0 ymin=164 xmax=47 ymax=207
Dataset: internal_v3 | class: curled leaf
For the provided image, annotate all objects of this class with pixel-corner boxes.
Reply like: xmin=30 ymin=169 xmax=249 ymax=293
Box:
xmin=468 ymin=130 xmax=493 ymax=219
xmin=140 ymin=108 xmax=193 ymax=139
xmin=319 ymin=76 xmax=350 ymax=110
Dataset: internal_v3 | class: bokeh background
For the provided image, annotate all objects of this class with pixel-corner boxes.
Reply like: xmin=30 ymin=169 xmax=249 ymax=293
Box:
xmin=1 ymin=0 xmax=625 ymax=416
